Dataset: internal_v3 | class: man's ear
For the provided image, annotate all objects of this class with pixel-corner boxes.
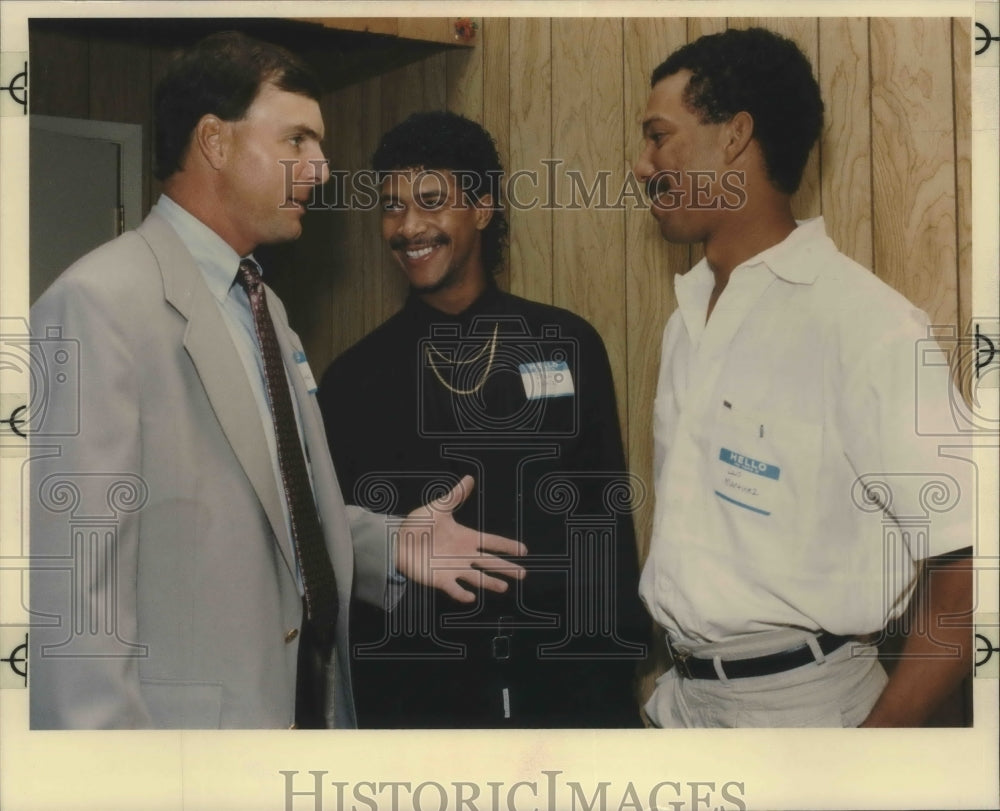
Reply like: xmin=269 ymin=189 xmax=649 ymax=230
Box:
xmin=723 ymin=111 xmax=755 ymax=164
xmin=474 ymin=193 xmax=495 ymax=230
xmin=194 ymin=114 xmax=229 ymax=170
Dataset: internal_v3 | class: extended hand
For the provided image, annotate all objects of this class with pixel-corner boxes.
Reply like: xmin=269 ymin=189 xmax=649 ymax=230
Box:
xmin=395 ymin=475 xmax=528 ymax=603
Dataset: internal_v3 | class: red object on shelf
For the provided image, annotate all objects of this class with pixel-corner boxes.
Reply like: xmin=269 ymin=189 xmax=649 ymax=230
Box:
xmin=454 ymin=18 xmax=478 ymax=42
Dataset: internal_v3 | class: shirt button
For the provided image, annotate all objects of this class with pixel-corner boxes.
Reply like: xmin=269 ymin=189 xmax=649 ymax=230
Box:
xmin=285 ymin=628 xmax=299 ymax=643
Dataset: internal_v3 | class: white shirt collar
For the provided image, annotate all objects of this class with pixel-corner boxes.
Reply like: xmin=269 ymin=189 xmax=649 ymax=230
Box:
xmin=673 ymin=217 xmax=834 ymax=341
xmin=153 ymin=194 xmax=252 ymax=303
xmin=734 ymin=216 xmax=830 ymax=284
xmin=680 ymin=215 xmax=832 ymax=288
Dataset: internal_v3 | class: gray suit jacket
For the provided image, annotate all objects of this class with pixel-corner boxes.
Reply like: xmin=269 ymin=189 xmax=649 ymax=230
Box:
xmin=29 ymin=211 xmax=393 ymax=729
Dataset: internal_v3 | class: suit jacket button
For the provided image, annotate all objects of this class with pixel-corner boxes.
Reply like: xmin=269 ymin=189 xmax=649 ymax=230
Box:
xmin=285 ymin=628 xmax=299 ymax=643
xmin=289 ymin=722 xmax=298 ymax=730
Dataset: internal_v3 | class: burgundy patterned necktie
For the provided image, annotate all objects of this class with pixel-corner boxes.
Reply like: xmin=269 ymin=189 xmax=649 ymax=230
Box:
xmin=236 ymin=259 xmax=338 ymax=629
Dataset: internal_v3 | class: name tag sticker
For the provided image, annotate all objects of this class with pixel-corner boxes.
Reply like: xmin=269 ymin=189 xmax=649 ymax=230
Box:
xmin=293 ymin=350 xmax=318 ymax=394
xmin=713 ymin=446 xmax=780 ymax=515
xmin=519 ymin=360 xmax=574 ymax=400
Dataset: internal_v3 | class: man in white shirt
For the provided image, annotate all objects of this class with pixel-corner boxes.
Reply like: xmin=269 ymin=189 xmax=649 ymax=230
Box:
xmin=632 ymin=26 xmax=972 ymax=727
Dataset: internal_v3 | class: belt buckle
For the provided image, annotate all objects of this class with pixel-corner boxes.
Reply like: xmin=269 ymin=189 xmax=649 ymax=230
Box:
xmin=668 ymin=640 xmax=693 ymax=679
xmin=491 ymin=616 xmax=512 ymax=661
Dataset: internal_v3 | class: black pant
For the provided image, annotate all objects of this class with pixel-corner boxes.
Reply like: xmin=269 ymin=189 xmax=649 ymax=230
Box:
xmin=295 ymin=609 xmax=335 ymax=729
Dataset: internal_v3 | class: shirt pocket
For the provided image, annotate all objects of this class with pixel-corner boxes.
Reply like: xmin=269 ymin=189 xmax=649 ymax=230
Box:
xmin=709 ymin=406 xmax=822 ymax=545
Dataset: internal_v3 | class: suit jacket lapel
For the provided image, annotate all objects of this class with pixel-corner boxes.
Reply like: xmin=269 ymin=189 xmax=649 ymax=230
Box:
xmin=135 ymin=212 xmax=298 ymax=578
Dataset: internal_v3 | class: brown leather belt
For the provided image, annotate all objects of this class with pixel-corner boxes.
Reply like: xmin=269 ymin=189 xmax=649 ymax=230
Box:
xmin=667 ymin=632 xmax=855 ymax=680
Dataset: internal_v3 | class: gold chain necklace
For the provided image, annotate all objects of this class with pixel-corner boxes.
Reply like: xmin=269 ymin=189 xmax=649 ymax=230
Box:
xmin=425 ymin=323 xmax=499 ymax=395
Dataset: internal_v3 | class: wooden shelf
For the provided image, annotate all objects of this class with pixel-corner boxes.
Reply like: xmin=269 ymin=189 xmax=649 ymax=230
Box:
xmin=298 ymin=17 xmax=478 ymax=47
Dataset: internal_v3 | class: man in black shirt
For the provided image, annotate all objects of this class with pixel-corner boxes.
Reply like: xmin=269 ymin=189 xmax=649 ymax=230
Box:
xmin=319 ymin=112 xmax=648 ymax=727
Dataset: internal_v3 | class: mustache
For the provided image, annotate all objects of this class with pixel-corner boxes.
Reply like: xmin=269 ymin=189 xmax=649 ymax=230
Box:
xmin=388 ymin=233 xmax=451 ymax=251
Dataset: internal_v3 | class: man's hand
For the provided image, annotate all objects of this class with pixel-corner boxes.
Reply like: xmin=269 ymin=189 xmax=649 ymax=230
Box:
xmin=394 ymin=475 xmax=528 ymax=603
xmin=860 ymin=551 xmax=972 ymax=727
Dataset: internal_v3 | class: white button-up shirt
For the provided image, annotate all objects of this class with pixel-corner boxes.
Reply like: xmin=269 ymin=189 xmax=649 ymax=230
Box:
xmin=639 ymin=217 xmax=972 ymax=644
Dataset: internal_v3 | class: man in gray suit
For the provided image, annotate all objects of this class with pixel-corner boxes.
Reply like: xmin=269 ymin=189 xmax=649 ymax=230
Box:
xmin=29 ymin=31 xmax=524 ymax=730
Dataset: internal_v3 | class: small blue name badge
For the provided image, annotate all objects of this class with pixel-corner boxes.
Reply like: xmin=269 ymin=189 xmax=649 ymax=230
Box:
xmin=715 ymin=446 xmax=781 ymax=515
xmin=293 ymin=350 xmax=318 ymax=394
xmin=519 ymin=360 xmax=574 ymax=400
xmin=718 ymin=448 xmax=780 ymax=480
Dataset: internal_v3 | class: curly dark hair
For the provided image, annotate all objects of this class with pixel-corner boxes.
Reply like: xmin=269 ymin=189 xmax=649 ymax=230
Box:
xmin=651 ymin=27 xmax=823 ymax=195
xmin=154 ymin=31 xmax=321 ymax=181
xmin=372 ymin=111 xmax=508 ymax=276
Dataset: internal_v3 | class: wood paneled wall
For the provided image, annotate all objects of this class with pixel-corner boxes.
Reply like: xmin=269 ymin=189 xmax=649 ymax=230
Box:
xmin=312 ymin=17 xmax=972 ymax=576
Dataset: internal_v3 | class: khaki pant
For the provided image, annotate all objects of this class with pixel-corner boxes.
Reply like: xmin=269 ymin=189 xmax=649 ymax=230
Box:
xmin=645 ymin=630 xmax=888 ymax=728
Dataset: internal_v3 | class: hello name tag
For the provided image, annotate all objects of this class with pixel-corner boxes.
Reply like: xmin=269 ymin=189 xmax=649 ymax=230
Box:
xmin=713 ymin=446 xmax=780 ymax=516
xmin=519 ymin=360 xmax=574 ymax=400
xmin=293 ymin=350 xmax=318 ymax=393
